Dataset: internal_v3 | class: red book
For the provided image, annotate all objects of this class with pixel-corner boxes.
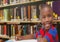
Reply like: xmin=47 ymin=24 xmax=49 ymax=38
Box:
xmin=3 ymin=25 xmax=7 ymax=35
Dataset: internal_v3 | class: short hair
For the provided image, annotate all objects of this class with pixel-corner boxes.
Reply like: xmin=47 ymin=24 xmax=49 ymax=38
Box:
xmin=40 ymin=4 xmax=52 ymax=10
xmin=40 ymin=4 xmax=53 ymax=19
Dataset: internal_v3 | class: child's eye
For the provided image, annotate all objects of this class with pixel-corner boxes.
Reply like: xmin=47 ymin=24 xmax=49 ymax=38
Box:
xmin=42 ymin=16 xmax=46 ymax=18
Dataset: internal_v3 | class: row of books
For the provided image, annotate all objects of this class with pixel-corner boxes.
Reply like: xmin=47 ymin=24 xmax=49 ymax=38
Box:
xmin=0 ymin=0 xmax=42 ymax=5
xmin=0 ymin=4 xmax=41 ymax=22
xmin=0 ymin=24 xmax=41 ymax=39
xmin=0 ymin=1 xmax=59 ymax=23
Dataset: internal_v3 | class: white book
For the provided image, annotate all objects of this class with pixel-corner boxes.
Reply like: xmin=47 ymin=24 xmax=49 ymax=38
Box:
xmin=10 ymin=0 xmax=14 ymax=4
xmin=21 ymin=7 xmax=24 ymax=21
xmin=0 ymin=25 xmax=1 ymax=35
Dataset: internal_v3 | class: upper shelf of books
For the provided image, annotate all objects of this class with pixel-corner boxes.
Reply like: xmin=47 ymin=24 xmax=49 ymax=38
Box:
xmin=0 ymin=0 xmax=40 ymax=8
xmin=0 ymin=0 xmax=53 ymax=8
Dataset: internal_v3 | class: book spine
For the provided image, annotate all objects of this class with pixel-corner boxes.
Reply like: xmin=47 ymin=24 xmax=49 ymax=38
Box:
xmin=36 ymin=5 xmax=40 ymax=20
xmin=1 ymin=25 xmax=3 ymax=35
xmin=24 ymin=6 xmax=27 ymax=21
xmin=3 ymin=24 xmax=7 ymax=35
xmin=14 ymin=7 xmax=17 ymax=19
xmin=21 ymin=7 xmax=24 ymax=21
xmin=18 ymin=25 xmax=22 ymax=36
xmin=10 ymin=8 xmax=14 ymax=21
xmin=16 ymin=6 xmax=21 ymax=19
xmin=0 ymin=25 xmax=1 ymax=35
xmin=3 ymin=8 xmax=8 ymax=21
xmin=10 ymin=0 xmax=14 ymax=4
xmin=3 ymin=0 xmax=7 ymax=5
xmin=27 ymin=5 xmax=31 ymax=21
xmin=0 ymin=0 xmax=1 ymax=5
xmin=11 ymin=25 xmax=13 ymax=37
xmin=8 ymin=25 xmax=11 ymax=37
xmin=15 ymin=24 xmax=18 ymax=35
xmin=23 ymin=25 xmax=27 ymax=35
xmin=0 ymin=9 xmax=3 ymax=21
xmin=13 ymin=25 xmax=15 ymax=36
xmin=32 ymin=5 xmax=37 ymax=20
xmin=30 ymin=26 xmax=33 ymax=34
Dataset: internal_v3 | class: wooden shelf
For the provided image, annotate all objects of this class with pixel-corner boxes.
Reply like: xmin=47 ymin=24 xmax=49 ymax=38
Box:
xmin=53 ymin=20 xmax=60 ymax=22
xmin=0 ymin=20 xmax=60 ymax=24
xmin=7 ymin=21 xmax=20 ymax=24
xmin=0 ymin=35 xmax=9 ymax=39
xmin=0 ymin=35 xmax=10 ymax=41
xmin=0 ymin=1 xmax=42 ymax=8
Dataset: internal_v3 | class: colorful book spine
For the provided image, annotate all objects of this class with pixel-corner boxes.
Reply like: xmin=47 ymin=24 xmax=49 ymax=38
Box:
xmin=10 ymin=0 xmax=14 ymax=4
xmin=23 ymin=6 xmax=27 ymax=21
xmin=8 ymin=25 xmax=11 ymax=37
xmin=14 ymin=7 xmax=17 ymax=19
xmin=0 ymin=9 xmax=3 ymax=21
xmin=3 ymin=8 xmax=8 ymax=21
xmin=31 ymin=5 xmax=37 ymax=21
xmin=0 ymin=25 xmax=1 ymax=35
xmin=13 ymin=25 xmax=15 ymax=36
xmin=27 ymin=5 xmax=31 ymax=21
xmin=3 ymin=25 xmax=7 ymax=35
xmin=11 ymin=25 xmax=13 ymax=36
xmin=16 ymin=6 xmax=21 ymax=19
xmin=1 ymin=25 xmax=3 ymax=35
xmin=21 ymin=7 xmax=24 ymax=21
xmin=14 ymin=24 xmax=18 ymax=35
xmin=18 ymin=25 xmax=22 ymax=36
xmin=23 ymin=25 xmax=27 ymax=35
xmin=10 ymin=8 xmax=14 ymax=21
xmin=3 ymin=0 xmax=6 ymax=5
xmin=30 ymin=26 xmax=33 ymax=34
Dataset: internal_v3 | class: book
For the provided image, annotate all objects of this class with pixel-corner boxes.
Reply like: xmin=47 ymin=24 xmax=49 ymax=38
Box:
xmin=10 ymin=0 xmax=14 ymax=4
xmin=3 ymin=24 xmax=7 ymax=35
xmin=30 ymin=25 xmax=33 ymax=34
xmin=0 ymin=25 xmax=1 ymax=35
xmin=27 ymin=5 xmax=31 ymax=21
xmin=0 ymin=0 xmax=2 ymax=5
xmin=18 ymin=25 xmax=22 ymax=36
xmin=1 ymin=25 xmax=4 ymax=35
xmin=21 ymin=6 xmax=24 ymax=21
xmin=3 ymin=8 xmax=8 ymax=21
xmin=10 ymin=8 xmax=14 ymax=21
xmin=11 ymin=25 xmax=13 ymax=37
xmin=16 ymin=0 xmax=20 ymax=3
xmin=14 ymin=24 xmax=18 ymax=35
xmin=31 ymin=5 xmax=38 ymax=21
xmin=0 ymin=9 xmax=3 ymax=21
xmin=16 ymin=6 xmax=21 ymax=19
xmin=23 ymin=25 xmax=27 ymax=35
xmin=7 ymin=8 xmax=11 ymax=21
xmin=23 ymin=6 xmax=27 ymax=21
xmin=14 ymin=7 xmax=17 ymax=20
xmin=27 ymin=25 xmax=31 ymax=34
xmin=11 ymin=25 xmax=15 ymax=39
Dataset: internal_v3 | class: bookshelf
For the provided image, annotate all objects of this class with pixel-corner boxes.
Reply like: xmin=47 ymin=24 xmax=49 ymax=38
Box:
xmin=0 ymin=20 xmax=59 ymax=24
xmin=0 ymin=0 xmax=59 ymax=41
xmin=0 ymin=1 xmax=41 ymax=8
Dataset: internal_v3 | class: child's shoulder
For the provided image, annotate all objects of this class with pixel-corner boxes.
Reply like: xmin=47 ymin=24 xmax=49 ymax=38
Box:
xmin=48 ymin=26 xmax=58 ymax=37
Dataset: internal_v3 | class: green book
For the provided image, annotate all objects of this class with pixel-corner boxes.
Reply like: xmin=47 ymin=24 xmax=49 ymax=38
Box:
xmin=3 ymin=8 xmax=8 ymax=21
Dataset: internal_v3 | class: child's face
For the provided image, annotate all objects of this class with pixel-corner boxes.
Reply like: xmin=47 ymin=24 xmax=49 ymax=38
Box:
xmin=41 ymin=7 xmax=53 ymax=30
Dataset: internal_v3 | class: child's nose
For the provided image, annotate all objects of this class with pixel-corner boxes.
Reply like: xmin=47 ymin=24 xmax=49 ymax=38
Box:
xmin=45 ymin=17 xmax=49 ymax=22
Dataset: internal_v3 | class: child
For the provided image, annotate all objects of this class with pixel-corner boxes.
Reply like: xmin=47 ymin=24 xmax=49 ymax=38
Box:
xmin=36 ymin=4 xmax=59 ymax=42
xmin=6 ymin=4 xmax=59 ymax=42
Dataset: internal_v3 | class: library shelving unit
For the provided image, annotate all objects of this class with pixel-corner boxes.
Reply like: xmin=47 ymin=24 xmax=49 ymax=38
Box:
xmin=0 ymin=0 xmax=59 ymax=41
